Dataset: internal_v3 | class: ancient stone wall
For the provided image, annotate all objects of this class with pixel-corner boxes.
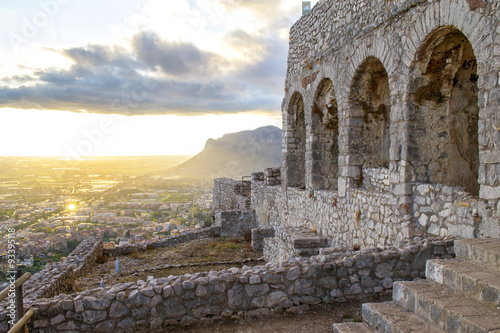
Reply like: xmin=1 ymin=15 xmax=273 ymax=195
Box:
xmin=215 ymin=211 xmax=257 ymax=237
xmin=409 ymin=183 xmax=499 ymax=238
xmin=362 ymin=168 xmax=391 ymax=193
xmin=252 ymin=182 xmax=411 ymax=248
xmin=213 ymin=178 xmax=251 ymax=212
xmin=212 ymin=178 xmax=258 ymax=237
xmin=0 ymin=238 xmax=102 ymax=332
xmin=257 ymin=0 xmax=500 ymax=249
xmin=252 ymin=178 xmax=499 ymax=249
xmin=26 ymin=238 xmax=454 ymax=332
xmin=282 ymin=0 xmax=499 ymax=203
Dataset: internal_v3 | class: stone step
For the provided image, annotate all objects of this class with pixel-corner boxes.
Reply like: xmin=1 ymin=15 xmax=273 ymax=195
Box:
xmin=427 ymin=258 xmax=500 ymax=307
xmin=332 ymin=322 xmax=374 ymax=333
xmin=455 ymin=238 xmax=500 ymax=272
xmin=293 ymin=237 xmax=329 ymax=248
xmin=362 ymin=301 xmax=445 ymax=333
xmin=393 ymin=279 xmax=500 ymax=332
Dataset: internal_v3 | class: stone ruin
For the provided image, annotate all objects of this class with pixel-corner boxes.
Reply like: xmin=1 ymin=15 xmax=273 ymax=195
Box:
xmin=212 ymin=0 xmax=500 ymax=261
xmin=1 ymin=0 xmax=499 ymax=332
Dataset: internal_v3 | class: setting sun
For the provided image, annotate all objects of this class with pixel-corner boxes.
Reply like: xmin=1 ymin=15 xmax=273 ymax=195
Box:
xmin=68 ymin=204 xmax=76 ymax=211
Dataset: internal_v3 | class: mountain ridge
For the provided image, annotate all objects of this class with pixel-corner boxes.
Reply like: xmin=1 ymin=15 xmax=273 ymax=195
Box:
xmin=168 ymin=126 xmax=282 ymax=179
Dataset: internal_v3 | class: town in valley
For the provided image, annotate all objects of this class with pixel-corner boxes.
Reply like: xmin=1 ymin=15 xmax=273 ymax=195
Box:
xmin=0 ymin=156 xmax=214 ymax=281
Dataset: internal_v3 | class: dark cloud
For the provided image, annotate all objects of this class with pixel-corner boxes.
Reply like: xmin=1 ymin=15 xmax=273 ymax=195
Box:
xmin=0 ymin=30 xmax=285 ymax=115
xmin=132 ymin=32 xmax=227 ymax=77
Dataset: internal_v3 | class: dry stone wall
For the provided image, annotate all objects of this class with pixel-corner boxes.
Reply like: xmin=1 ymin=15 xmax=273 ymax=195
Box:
xmin=26 ymin=238 xmax=455 ymax=332
xmin=213 ymin=178 xmax=251 ymax=212
xmin=0 ymin=237 xmax=102 ymax=332
xmin=215 ymin=211 xmax=257 ymax=238
xmin=103 ymin=227 xmax=221 ymax=257
xmin=252 ymin=181 xmax=410 ymax=249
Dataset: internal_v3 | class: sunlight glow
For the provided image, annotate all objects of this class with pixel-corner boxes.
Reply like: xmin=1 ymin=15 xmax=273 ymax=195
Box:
xmin=0 ymin=108 xmax=282 ymax=157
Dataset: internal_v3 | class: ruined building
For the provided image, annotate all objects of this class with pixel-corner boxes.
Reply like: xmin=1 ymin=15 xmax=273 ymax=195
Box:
xmin=214 ymin=0 xmax=500 ymax=258
xmin=2 ymin=1 xmax=499 ymax=332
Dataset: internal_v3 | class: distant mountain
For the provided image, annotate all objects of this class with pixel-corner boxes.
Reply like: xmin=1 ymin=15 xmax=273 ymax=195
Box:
xmin=168 ymin=126 xmax=282 ymax=179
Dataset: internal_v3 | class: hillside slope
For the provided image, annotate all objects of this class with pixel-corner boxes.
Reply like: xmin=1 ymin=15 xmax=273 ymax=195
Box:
xmin=168 ymin=126 xmax=282 ymax=178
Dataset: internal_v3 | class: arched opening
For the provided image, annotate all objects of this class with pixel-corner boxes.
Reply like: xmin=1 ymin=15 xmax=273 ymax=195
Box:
xmin=408 ymin=27 xmax=479 ymax=195
xmin=284 ymin=92 xmax=306 ymax=188
xmin=349 ymin=57 xmax=391 ymax=170
xmin=309 ymin=78 xmax=339 ymax=190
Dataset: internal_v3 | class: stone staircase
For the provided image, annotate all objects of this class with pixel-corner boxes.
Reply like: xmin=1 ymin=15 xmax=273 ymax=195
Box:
xmin=333 ymin=238 xmax=500 ymax=333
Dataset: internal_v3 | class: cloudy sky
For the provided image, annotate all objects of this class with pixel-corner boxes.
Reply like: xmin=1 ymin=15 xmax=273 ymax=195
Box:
xmin=0 ymin=0 xmax=318 ymax=157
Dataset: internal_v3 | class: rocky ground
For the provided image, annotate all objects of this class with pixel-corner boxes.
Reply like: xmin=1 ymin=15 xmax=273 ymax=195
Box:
xmin=166 ymin=301 xmax=368 ymax=333
xmin=73 ymin=237 xmax=263 ymax=291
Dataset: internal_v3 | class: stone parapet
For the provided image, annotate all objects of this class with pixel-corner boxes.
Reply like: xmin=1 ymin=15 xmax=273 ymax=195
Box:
xmin=213 ymin=178 xmax=251 ymax=212
xmin=264 ymin=168 xmax=281 ymax=186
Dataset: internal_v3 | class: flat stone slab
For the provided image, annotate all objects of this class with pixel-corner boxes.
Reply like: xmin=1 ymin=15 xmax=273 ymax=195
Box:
xmin=362 ymin=301 xmax=446 ymax=333
xmin=427 ymin=258 xmax=500 ymax=307
xmin=455 ymin=238 xmax=500 ymax=271
xmin=394 ymin=280 xmax=500 ymax=332
xmin=332 ymin=322 xmax=374 ymax=333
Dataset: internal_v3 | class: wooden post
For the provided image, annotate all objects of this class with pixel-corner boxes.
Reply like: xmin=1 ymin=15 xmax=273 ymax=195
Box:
xmin=7 ymin=310 xmax=33 ymax=333
xmin=14 ymin=269 xmax=23 ymax=325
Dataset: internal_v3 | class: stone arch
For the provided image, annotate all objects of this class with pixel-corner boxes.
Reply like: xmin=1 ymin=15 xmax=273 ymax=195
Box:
xmin=308 ymin=78 xmax=339 ymax=190
xmin=348 ymin=56 xmax=391 ymax=171
xmin=407 ymin=27 xmax=480 ymax=196
xmin=283 ymin=91 xmax=306 ymax=188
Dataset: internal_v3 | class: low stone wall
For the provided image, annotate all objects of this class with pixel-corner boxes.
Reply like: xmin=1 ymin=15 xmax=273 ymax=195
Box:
xmin=252 ymin=183 xmax=408 ymax=249
xmin=215 ymin=211 xmax=257 ymax=237
xmin=362 ymin=168 xmax=390 ymax=192
xmin=252 ymin=179 xmax=500 ymax=249
xmin=103 ymin=227 xmax=221 ymax=257
xmin=213 ymin=178 xmax=251 ymax=213
xmin=0 ymin=237 xmax=103 ymax=332
xmin=27 ymin=237 xmax=455 ymax=332
xmin=20 ymin=237 xmax=102 ymax=305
